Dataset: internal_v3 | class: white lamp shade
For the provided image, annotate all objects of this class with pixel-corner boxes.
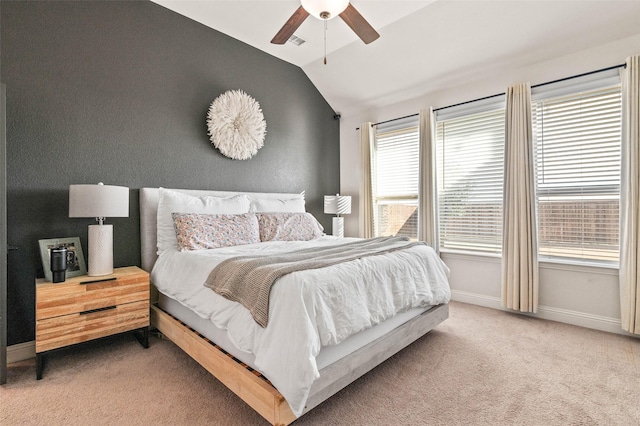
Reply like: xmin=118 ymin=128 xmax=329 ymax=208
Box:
xmin=324 ymin=194 xmax=351 ymax=215
xmin=301 ymin=0 xmax=349 ymax=20
xmin=69 ymin=183 xmax=129 ymax=218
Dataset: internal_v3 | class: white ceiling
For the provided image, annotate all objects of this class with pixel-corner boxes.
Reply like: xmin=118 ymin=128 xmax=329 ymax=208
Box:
xmin=151 ymin=0 xmax=640 ymax=116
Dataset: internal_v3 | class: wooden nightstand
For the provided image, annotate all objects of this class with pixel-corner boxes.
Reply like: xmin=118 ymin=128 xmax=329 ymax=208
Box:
xmin=35 ymin=266 xmax=150 ymax=379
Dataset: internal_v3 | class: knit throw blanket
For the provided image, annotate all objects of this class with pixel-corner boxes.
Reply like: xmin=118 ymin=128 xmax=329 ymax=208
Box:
xmin=204 ymin=236 xmax=425 ymax=327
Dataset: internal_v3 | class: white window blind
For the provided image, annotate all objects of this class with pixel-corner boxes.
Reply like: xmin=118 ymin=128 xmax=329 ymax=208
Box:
xmin=532 ymin=84 xmax=621 ymax=264
xmin=373 ymin=117 xmax=419 ymax=239
xmin=436 ymin=107 xmax=505 ymax=253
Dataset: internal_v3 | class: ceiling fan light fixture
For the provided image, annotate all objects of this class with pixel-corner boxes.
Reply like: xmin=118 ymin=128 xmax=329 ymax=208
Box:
xmin=301 ymin=0 xmax=349 ymax=20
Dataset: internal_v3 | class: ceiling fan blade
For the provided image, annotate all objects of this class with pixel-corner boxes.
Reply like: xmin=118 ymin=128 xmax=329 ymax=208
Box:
xmin=339 ymin=3 xmax=380 ymax=44
xmin=271 ymin=6 xmax=310 ymax=44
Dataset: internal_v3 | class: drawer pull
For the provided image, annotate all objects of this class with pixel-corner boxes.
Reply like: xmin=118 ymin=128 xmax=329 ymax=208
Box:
xmin=80 ymin=277 xmax=117 ymax=285
xmin=79 ymin=306 xmax=116 ymax=316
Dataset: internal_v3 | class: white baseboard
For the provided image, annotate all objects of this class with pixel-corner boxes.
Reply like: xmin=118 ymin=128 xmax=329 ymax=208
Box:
xmin=450 ymin=289 xmax=628 ymax=336
xmin=450 ymin=290 xmax=503 ymax=310
xmin=7 ymin=340 xmax=35 ymax=364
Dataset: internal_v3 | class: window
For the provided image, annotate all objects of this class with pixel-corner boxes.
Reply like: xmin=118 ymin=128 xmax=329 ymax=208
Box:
xmin=372 ymin=67 xmax=621 ymax=265
xmin=532 ymin=82 xmax=622 ymax=264
xmin=373 ymin=117 xmax=419 ymax=239
xmin=436 ymin=106 xmax=505 ymax=253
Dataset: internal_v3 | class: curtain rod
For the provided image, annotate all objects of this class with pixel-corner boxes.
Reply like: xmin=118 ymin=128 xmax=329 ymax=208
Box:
xmin=355 ymin=113 xmax=418 ymax=131
xmin=356 ymin=62 xmax=626 ymax=130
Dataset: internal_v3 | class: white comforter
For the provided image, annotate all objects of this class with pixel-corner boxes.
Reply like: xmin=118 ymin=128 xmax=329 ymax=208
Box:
xmin=151 ymin=237 xmax=451 ymax=416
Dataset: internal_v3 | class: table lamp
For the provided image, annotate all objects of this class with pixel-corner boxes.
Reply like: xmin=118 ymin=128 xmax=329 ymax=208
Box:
xmin=324 ymin=194 xmax=351 ymax=237
xmin=69 ymin=182 xmax=129 ymax=276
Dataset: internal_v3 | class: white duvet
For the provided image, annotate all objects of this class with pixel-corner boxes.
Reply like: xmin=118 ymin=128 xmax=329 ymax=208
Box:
xmin=151 ymin=236 xmax=451 ymax=416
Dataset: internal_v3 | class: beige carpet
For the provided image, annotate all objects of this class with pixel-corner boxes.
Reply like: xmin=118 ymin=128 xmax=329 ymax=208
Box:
xmin=2 ymin=301 xmax=639 ymax=425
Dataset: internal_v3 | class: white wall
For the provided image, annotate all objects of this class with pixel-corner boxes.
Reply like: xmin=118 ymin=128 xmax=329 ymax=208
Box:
xmin=339 ymin=34 xmax=640 ymax=335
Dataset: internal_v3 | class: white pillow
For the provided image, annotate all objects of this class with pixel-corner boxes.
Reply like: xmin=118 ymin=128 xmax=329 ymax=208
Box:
xmin=156 ymin=188 xmax=251 ymax=253
xmin=249 ymin=197 xmax=305 ymax=213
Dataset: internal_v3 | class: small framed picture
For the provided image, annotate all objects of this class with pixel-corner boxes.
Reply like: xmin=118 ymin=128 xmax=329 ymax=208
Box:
xmin=38 ymin=237 xmax=87 ymax=282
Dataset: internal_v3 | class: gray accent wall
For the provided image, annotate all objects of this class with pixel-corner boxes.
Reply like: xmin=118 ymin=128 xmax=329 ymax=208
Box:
xmin=1 ymin=1 xmax=340 ymax=345
xmin=1 ymin=84 xmax=7 ymax=382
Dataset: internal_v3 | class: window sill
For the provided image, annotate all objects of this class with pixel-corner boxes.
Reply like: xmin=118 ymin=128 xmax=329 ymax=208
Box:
xmin=440 ymin=249 xmax=619 ymax=276
xmin=439 ymin=249 xmax=501 ymax=263
xmin=538 ymin=258 xmax=619 ymax=275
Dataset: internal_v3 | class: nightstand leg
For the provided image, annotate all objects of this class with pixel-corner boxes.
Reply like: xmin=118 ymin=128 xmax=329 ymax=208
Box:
xmin=36 ymin=353 xmax=44 ymax=380
xmin=134 ymin=326 xmax=149 ymax=349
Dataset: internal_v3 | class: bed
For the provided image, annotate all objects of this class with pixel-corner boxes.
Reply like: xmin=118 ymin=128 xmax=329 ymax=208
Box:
xmin=140 ymin=187 xmax=450 ymax=425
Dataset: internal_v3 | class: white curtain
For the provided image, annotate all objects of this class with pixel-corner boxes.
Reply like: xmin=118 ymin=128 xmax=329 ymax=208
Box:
xmin=359 ymin=122 xmax=375 ymax=238
xmin=502 ymin=82 xmax=539 ymax=313
xmin=418 ymin=108 xmax=439 ymax=250
xmin=620 ymin=55 xmax=640 ymax=334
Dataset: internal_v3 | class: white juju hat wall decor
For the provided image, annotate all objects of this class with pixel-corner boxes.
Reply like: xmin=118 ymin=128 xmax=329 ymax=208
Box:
xmin=207 ymin=89 xmax=267 ymax=160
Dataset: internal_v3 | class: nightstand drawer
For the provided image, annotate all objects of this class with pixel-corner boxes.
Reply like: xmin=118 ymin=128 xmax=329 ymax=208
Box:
xmin=35 ymin=300 xmax=149 ymax=352
xmin=36 ymin=267 xmax=149 ymax=320
xmin=35 ymin=266 xmax=151 ymax=379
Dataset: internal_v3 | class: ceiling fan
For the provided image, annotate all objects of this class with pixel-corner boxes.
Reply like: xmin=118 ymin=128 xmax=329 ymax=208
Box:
xmin=271 ymin=0 xmax=380 ymax=45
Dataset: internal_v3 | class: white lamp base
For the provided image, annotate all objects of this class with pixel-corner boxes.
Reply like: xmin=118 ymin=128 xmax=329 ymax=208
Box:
xmin=88 ymin=224 xmax=113 ymax=276
xmin=332 ymin=217 xmax=344 ymax=238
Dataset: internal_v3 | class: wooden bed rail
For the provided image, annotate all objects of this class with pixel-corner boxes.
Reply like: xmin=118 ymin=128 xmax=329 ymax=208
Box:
xmin=150 ymin=302 xmax=449 ymax=425
xmin=150 ymin=305 xmax=297 ymax=425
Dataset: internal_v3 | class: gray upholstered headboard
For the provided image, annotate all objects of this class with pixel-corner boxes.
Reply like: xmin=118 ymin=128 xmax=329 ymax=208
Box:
xmin=139 ymin=187 xmax=304 ymax=273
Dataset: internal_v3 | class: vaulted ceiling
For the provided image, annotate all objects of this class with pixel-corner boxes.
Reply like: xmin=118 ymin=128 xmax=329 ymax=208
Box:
xmin=152 ymin=1 xmax=640 ymax=116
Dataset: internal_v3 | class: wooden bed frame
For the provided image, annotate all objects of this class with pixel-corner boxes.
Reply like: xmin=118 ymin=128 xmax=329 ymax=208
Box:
xmin=140 ymin=187 xmax=449 ymax=425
